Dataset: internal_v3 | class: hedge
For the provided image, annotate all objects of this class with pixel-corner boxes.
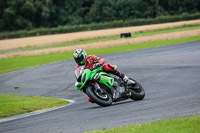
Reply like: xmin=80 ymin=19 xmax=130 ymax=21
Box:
xmin=0 ymin=13 xmax=199 ymax=40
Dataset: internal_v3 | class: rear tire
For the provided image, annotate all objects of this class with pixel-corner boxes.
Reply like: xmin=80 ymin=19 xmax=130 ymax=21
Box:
xmin=86 ymin=86 xmax=112 ymax=107
xmin=129 ymin=79 xmax=145 ymax=101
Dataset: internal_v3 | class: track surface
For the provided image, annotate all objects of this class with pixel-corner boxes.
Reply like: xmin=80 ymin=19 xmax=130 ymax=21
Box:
xmin=0 ymin=41 xmax=200 ymax=133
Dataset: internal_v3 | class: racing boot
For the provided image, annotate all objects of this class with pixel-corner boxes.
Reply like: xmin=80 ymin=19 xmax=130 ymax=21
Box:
xmin=123 ymin=75 xmax=129 ymax=82
xmin=116 ymin=70 xmax=135 ymax=85
xmin=115 ymin=70 xmax=129 ymax=82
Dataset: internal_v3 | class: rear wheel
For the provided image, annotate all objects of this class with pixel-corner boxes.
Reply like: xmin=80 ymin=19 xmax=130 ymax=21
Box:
xmin=129 ymin=79 xmax=145 ymax=101
xmin=86 ymin=86 xmax=112 ymax=107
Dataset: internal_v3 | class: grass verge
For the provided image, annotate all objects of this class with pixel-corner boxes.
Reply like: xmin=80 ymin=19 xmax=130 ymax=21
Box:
xmin=45 ymin=24 xmax=200 ymax=49
xmin=36 ymin=24 xmax=200 ymax=49
xmin=0 ymin=93 xmax=68 ymax=117
xmin=86 ymin=116 xmax=200 ymax=133
xmin=2 ymin=24 xmax=199 ymax=52
xmin=0 ymin=36 xmax=200 ymax=74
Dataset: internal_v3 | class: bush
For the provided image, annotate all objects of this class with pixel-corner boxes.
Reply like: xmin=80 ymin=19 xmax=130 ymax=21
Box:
xmin=0 ymin=13 xmax=199 ymax=40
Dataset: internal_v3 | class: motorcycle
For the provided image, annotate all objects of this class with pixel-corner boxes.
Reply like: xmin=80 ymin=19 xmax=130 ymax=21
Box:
xmin=75 ymin=65 xmax=145 ymax=107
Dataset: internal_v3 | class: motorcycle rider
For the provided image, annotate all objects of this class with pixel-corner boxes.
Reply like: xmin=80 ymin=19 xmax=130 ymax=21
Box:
xmin=73 ymin=48 xmax=131 ymax=103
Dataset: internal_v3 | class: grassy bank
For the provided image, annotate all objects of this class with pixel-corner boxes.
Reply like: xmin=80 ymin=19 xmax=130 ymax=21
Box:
xmin=86 ymin=116 xmax=200 ymax=133
xmin=0 ymin=93 xmax=68 ymax=117
xmin=34 ymin=24 xmax=200 ymax=50
xmin=0 ymin=36 xmax=200 ymax=74
xmin=2 ymin=24 xmax=199 ymax=52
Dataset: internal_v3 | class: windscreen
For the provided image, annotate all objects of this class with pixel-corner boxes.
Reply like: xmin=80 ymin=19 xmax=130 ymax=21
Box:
xmin=75 ymin=66 xmax=85 ymax=80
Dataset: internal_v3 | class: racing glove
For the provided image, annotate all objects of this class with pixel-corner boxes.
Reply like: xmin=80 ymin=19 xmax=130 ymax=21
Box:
xmin=90 ymin=62 xmax=102 ymax=70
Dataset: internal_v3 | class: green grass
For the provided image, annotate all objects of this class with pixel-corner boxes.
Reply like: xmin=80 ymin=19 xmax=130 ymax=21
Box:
xmin=0 ymin=36 xmax=199 ymax=74
xmin=132 ymin=24 xmax=200 ymax=38
xmin=26 ymin=24 xmax=200 ymax=51
xmin=0 ymin=93 xmax=68 ymax=117
xmin=53 ymin=24 xmax=200 ymax=48
xmin=86 ymin=116 xmax=200 ymax=133
xmin=1 ymin=24 xmax=199 ymax=53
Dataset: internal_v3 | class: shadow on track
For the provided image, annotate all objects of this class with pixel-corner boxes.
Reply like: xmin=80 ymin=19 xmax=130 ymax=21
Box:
xmin=85 ymin=100 xmax=138 ymax=110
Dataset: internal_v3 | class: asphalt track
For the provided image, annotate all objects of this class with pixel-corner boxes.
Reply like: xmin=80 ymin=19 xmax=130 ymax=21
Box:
xmin=0 ymin=41 xmax=200 ymax=133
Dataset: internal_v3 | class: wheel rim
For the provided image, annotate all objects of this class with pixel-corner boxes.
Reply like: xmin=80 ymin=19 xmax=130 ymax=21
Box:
xmin=94 ymin=89 xmax=108 ymax=100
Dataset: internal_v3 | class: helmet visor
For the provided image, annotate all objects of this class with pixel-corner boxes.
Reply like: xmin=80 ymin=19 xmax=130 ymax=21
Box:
xmin=75 ymin=54 xmax=85 ymax=65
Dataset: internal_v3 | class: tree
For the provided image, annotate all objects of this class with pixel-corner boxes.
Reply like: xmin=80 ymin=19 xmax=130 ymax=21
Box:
xmin=0 ymin=0 xmax=34 ymax=30
xmin=87 ymin=0 xmax=116 ymax=23
xmin=115 ymin=0 xmax=151 ymax=19
xmin=0 ymin=0 xmax=199 ymax=31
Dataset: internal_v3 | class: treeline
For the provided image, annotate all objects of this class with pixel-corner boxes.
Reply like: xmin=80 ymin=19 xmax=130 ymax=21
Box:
xmin=0 ymin=0 xmax=200 ymax=32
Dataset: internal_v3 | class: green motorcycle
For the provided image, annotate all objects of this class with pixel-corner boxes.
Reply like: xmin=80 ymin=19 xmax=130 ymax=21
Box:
xmin=75 ymin=65 xmax=145 ymax=107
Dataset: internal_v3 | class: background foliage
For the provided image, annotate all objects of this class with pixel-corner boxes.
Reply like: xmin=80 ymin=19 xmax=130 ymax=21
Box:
xmin=0 ymin=0 xmax=200 ymax=32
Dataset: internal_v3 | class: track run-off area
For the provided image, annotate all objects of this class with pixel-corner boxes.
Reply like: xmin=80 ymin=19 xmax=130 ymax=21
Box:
xmin=0 ymin=41 xmax=200 ymax=132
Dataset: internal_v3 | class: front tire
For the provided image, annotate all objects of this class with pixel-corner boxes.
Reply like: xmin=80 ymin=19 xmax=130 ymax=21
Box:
xmin=86 ymin=86 xmax=112 ymax=107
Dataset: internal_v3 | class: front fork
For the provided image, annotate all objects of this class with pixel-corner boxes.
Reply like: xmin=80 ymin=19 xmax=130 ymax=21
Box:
xmin=93 ymin=82 xmax=104 ymax=94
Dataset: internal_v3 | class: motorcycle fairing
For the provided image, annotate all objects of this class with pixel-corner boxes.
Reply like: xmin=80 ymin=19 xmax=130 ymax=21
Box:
xmin=75 ymin=67 xmax=114 ymax=90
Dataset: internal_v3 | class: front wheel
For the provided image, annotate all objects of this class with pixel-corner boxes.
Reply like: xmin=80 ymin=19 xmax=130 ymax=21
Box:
xmin=129 ymin=79 xmax=145 ymax=101
xmin=86 ymin=86 xmax=112 ymax=107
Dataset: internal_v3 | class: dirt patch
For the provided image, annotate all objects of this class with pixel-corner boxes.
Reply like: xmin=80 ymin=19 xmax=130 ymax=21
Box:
xmin=0 ymin=19 xmax=200 ymax=51
xmin=1 ymin=29 xmax=199 ymax=59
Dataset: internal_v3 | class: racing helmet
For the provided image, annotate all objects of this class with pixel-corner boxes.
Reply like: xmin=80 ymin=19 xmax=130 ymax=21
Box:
xmin=73 ymin=49 xmax=87 ymax=65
